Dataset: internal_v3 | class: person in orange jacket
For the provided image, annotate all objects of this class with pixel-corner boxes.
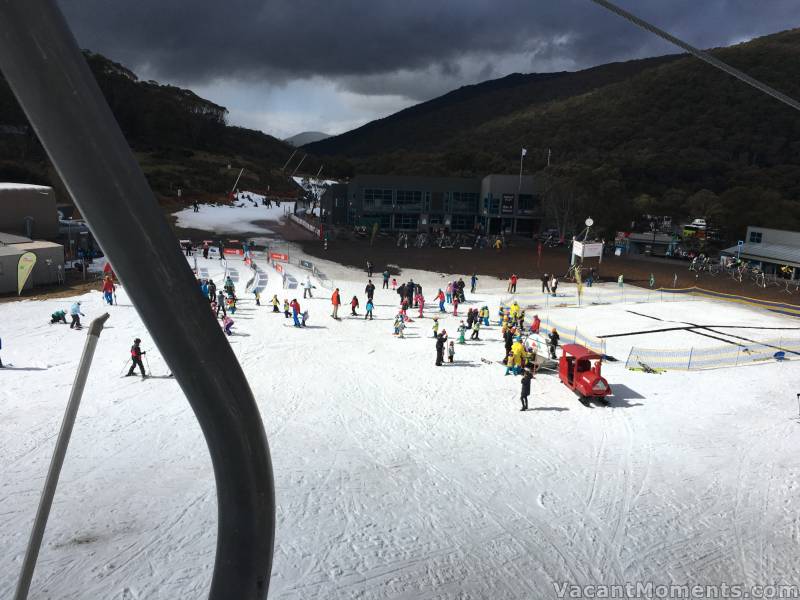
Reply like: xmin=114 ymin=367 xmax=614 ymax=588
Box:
xmin=331 ymin=288 xmax=341 ymax=319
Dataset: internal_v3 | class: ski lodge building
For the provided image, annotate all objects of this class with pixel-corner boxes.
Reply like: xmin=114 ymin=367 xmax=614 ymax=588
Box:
xmin=316 ymin=174 xmax=543 ymax=235
xmin=721 ymin=226 xmax=800 ymax=279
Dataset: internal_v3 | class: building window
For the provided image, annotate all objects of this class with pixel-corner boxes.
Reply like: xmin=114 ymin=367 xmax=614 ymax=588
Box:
xmin=395 ymin=190 xmax=423 ymax=210
xmin=749 ymin=231 xmax=763 ymax=243
xmin=517 ymin=194 xmax=539 ymax=214
xmin=429 ymin=214 xmax=443 ymax=225
xmin=363 ymin=213 xmax=391 ymax=229
xmin=395 ymin=213 xmax=419 ymax=229
xmin=451 ymin=214 xmax=474 ymax=230
xmin=451 ymin=192 xmax=478 ymax=213
xmin=363 ymin=188 xmax=392 ymax=209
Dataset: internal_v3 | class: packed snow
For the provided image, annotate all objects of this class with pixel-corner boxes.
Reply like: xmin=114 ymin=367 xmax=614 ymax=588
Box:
xmin=2 ymin=251 xmax=800 ymax=599
xmin=172 ymin=192 xmax=293 ymax=235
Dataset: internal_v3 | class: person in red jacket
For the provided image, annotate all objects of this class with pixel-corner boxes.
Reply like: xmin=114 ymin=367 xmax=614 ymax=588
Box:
xmin=508 ymin=273 xmax=518 ymax=293
xmin=126 ymin=338 xmax=146 ymax=378
xmin=331 ymin=288 xmax=341 ymax=319
xmin=101 ymin=275 xmax=116 ymax=305
xmin=530 ymin=314 xmax=541 ymax=334
xmin=350 ymin=295 xmax=359 ymax=316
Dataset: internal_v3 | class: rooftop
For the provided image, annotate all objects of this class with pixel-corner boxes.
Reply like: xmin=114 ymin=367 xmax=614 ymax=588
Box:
xmin=721 ymin=241 xmax=800 ymax=267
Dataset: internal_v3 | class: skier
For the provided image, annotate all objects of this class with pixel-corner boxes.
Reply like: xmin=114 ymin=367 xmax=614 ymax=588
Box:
xmin=550 ymin=275 xmax=559 ymax=297
xmin=649 ymin=273 xmax=656 ymax=288
xmin=520 ymin=369 xmax=532 ymax=411
xmin=126 ymin=338 xmax=147 ymax=378
xmin=303 ymin=276 xmax=314 ymax=299
xmin=417 ymin=294 xmax=425 ymax=318
xmin=208 ymin=279 xmax=217 ymax=302
xmin=436 ymin=289 xmax=446 ymax=312
xmin=541 ymin=273 xmax=550 ymax=294
xmin=301 ymin=310 xmax=309 ymax=327
xmin=271 ymin=294 xmax=280 ymax=312
xmin=382 ymin=269 xmax=390 ymax=289
xmin=217 ymin=291 xmax=226 ymax=317
xmin=548 ymin=327 xmax=560 ymax=360
xmin=331 ymin=288 xmax=341 ymax=319
xmin=445 ymin=282 xmax=453 ymax=304
xmin=471 ymin=319 xmax=481 ymax=340
xmin=50 ymin=309 xmax=67 ymax=324
xmin=290 ymin=298 xmax=302 ymax=327
xmin=447 ymin=341 xmax=455 ymax=363
xmin=365 ymin=279 xmax=375 ymax=301
xmin=365 ymin=298 xmax=374 ymax=320
xmin=470 ymin=273 xmax=478 ymax=293
xmin=283 ymin=299 xmax=291 ymax=319
xmin=350 ymin=295 xmax=360 ymax=316
xmin=618 ymin=274 xmax=624 ymax=288
xmin=435 ymin=331 xmax=448 ymax=366
xmin=69 ymin=301 xmax=84 ymax=329
xmin=101 ymin=275 xmax=115 ymax=305
xmin=253 ymin=290 xmax=261 ymax=306
xmin=391 ymin=278 xmax=398 ymax=291
xmin=508 ymin=273 xmax=518 ymax=293
xmin=457 ymin=321 xmax=467 ymax=344
xmin=366 ymin=260 xmax=373 ymax=277
xmin=452 ymin=294 xmax=460 ymax=317
xmin=432 ymin=317 xmax=440 ymax=338
xmin=222 ymin=315 xmax=234 ymax=336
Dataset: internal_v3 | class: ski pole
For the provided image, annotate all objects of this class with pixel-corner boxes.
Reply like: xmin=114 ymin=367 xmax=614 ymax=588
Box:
xmin=119 ymin=358 xmax=130 ymax=376
xmin=145 ymin=354 xmax=152 ymax=376
xmin=796 ymin=393 xmax=799 ymax=420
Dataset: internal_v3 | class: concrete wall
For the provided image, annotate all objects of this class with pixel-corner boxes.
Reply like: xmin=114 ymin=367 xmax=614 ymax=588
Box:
xmin=0 ymin=184 xmax=59 ymax=239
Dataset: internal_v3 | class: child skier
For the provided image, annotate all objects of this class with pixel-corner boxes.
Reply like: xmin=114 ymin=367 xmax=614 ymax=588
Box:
xmin=432 ymin=317 xmax=440 ymax=338
xmin=126 ymin=338 xmax=147 ymax=378
xmin=417 ymin=295 xmax=425 ymax=318
xmin=391 ymin=278 xmax=398 ymax=290
xmin=301 ymin=310 xmax=309 ymax=327
xmin=365 ymin=299 xmax=374 ymax=320
xmin=452 ymin=295 xmax=459 ymax=317
xmin=50 ymin=309 xmax=67 ymax=324
xmin=283 ymin=299 xmax=291 ymax=318
xmin=69 ymin=301 xmax=84 ymax=330
xmin=447 ymin=341 xmax=455 ymax=363
xmin=471 ymin=319 xmax=480 ymax=340
xmin=350 ymin=295 xmax=359 ymax=316
xmin=253 ymin=290 xmax=261 ymax=306
xmin=272 ymin=294 xmax=280 ymax=312
xmin=457 ymin=321 xmax=467 ymax=344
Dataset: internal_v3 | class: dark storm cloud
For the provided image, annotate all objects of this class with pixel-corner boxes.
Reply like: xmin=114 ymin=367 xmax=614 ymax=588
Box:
xmin=58 ymin=0 xmax=800 ymax=97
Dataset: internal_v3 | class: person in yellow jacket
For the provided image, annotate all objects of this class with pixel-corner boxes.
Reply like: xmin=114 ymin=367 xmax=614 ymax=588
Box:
xmin=271 ymin=294 xmax=280 ymax=313
xmin=509 ymin=301 xmax=520 ymax=320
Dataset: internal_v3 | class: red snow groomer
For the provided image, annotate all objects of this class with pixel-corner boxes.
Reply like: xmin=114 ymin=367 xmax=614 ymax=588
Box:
xmin=558 ymin=344 xmax=612 ymax=402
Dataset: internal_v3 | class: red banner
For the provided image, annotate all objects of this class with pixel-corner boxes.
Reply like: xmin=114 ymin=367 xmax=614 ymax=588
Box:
xmin=270 ymin=252 xmax=289 ymax=263
xmin=224 ymin=248 xmax=244 ymax=256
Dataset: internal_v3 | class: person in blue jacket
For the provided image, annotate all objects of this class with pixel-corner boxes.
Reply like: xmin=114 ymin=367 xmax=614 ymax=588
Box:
xmin=69 ymin=301 xmax=85 ymax=330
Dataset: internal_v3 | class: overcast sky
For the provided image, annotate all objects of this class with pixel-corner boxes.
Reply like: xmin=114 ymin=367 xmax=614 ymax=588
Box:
xmin=58 ymin=0 xmax=800 ymax=140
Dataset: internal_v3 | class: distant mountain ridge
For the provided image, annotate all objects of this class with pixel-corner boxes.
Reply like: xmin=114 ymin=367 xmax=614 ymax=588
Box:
xmin=285 ymin=131 xmax=331 ymax=146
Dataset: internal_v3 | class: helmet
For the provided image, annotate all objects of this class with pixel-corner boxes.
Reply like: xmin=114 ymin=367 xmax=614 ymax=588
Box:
xmin=134 ymin=338 xmax=141 ymax=343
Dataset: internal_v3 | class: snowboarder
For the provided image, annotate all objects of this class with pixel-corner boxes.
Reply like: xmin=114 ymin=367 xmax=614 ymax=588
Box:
xmin=69 ymin=301 xmax=84 ymax=329
xmin=447 ymin=341 xmax=455 ymax=363
xmin=365 ymin=299 xmax=374 ymax=320
xmin=520 ymin=369 xmax=532 ymax=410
xmin=127 ymin=338 xmax=147 ymax=377
xmin=331 ymin=288 xmax=341 ymax=319
xmin=350 ymin=295 xmax=360 ymax=316
xmin=50 ymin=309 xmax=67 ymax=324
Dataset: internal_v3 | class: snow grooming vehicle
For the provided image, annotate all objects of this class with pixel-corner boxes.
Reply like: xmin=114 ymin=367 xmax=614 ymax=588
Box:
xmin=0 ymin=4 xmax=275 ymax=599
xmin=558 ymin=344 xmax=612 ymax=405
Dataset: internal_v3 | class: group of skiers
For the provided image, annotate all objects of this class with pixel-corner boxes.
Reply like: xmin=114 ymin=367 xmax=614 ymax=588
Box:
xmin=49 ymin=301 xmax=85 ymax=330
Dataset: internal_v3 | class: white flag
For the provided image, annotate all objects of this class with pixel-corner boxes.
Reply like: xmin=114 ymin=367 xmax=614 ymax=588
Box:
xmin=521 ymin=148 xmax=527 ymax=157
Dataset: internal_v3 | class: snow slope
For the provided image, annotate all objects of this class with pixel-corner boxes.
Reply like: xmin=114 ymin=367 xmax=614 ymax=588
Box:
xmin=2 ymin=256 xmax=800 ymax=599
xmin=172 ymin=192 xmax=293 ymax=236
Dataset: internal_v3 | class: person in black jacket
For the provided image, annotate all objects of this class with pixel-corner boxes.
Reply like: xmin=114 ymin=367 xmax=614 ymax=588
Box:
xmin=504 ymin=329 xmax=514 ymax=361
xmin=548 ymin=328 xmax=560 ymax=360
xmin=365 ymin=280 xmax=375 ymax=301
xmin=520 ymin=369 xmax=532 ymax=410
xmin=207 ymin=280 xmax=217 ymax=303
xmin=435 ymin=331 xmax=448 ymax=366
xmin=541 ymin=273 xmax=550 ymax=294
xmin=127 ymin=338 xmax=147 ymax=378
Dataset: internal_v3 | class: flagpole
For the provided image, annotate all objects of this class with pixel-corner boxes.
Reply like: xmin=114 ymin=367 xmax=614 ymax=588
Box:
xmin=519 ymin=148 xmax=525 ymax=191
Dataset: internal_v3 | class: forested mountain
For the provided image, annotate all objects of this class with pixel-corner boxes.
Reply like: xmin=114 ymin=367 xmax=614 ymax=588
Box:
xmin=306 ymin=29 xmax=800 ymax=238
xmin=0 ymin=52 xmax=307 ymax=201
